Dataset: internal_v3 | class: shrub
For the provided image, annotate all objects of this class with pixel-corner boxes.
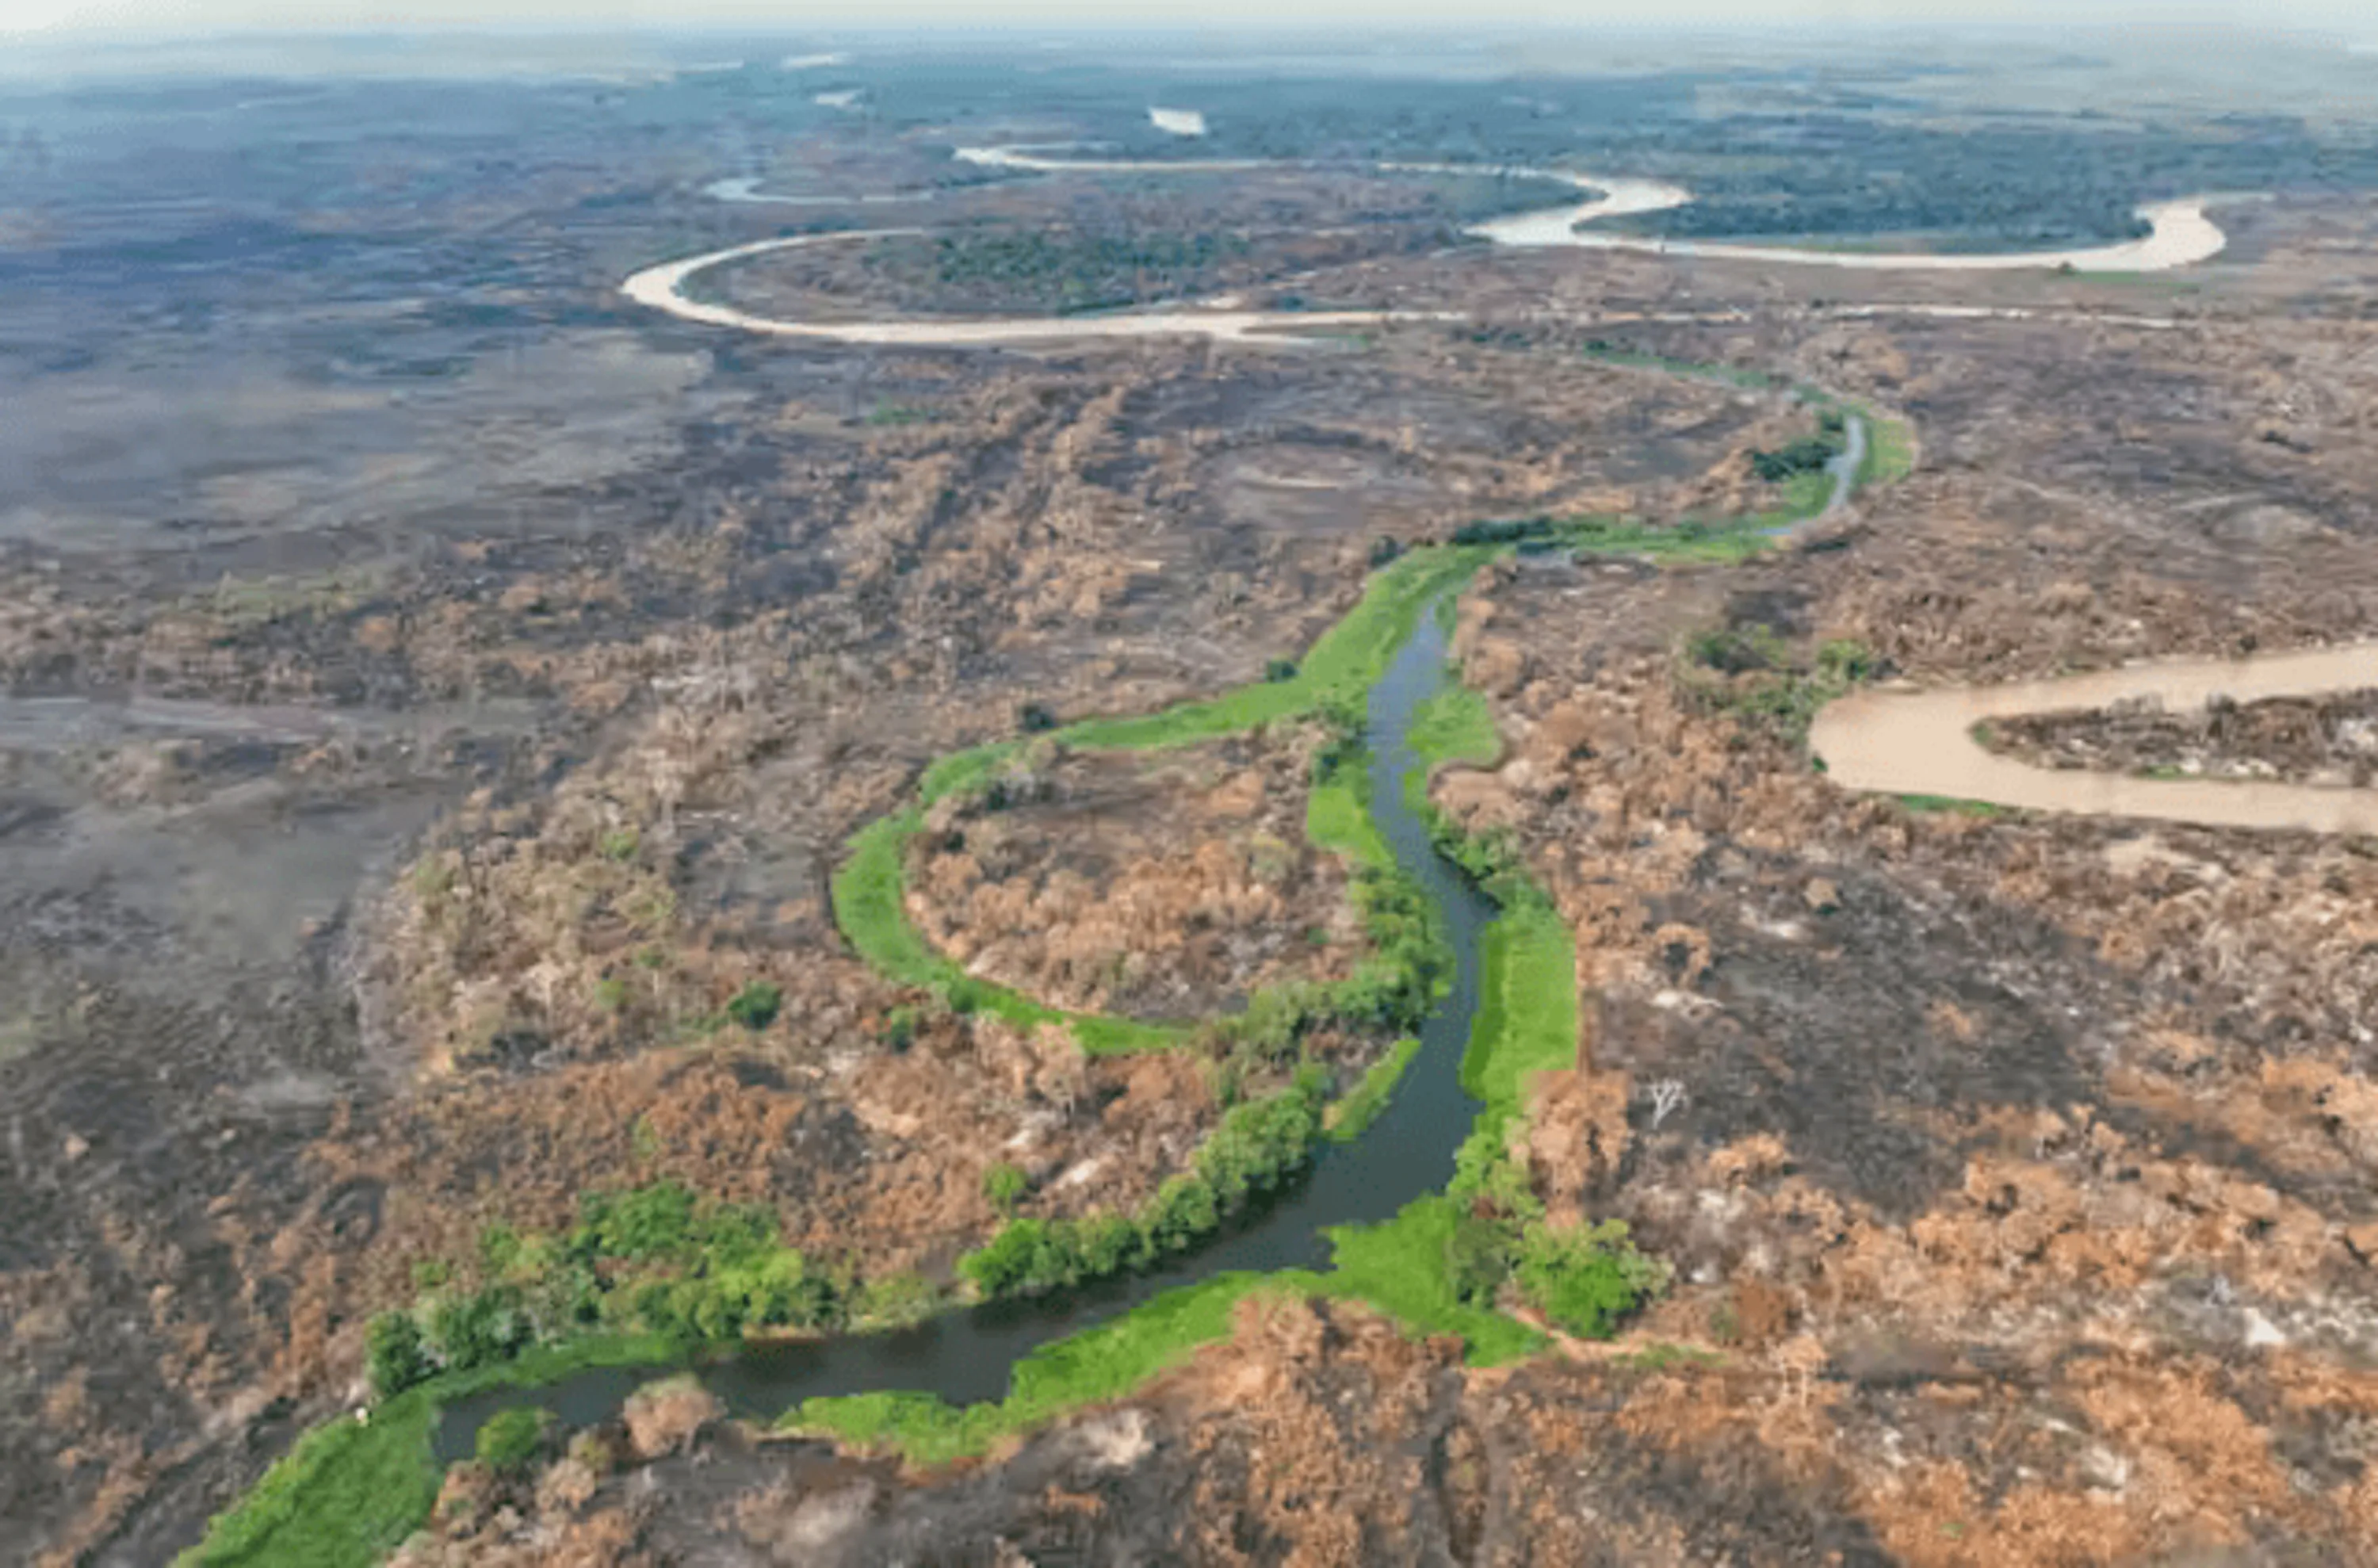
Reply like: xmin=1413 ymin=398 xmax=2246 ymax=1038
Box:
xmin=1451 ymin=516 xmax=1554 ymax=547
xmin=598 ymin=828 xmax=640 ymax=862
xmin=591 ymin=976 xmax=629 ymax=1013
xmin=1265 ymin=657 xmax=1298 ymax=683
xmin=426 ymin=1285 xmax=535 ymax=1371
xmin=479 ymin=1222 xmax=523 ymax=1276
xmin=364 ymin=1310 xmax=430 ymax=1398
xmin=1076 ymin=1211 xmax=1143 ymax=1275
xmin=858 ymin=1272 xmax=940 ymax=1330
xmin=1444 ymin=1213 xmax=1516 ymax=1307
xmin=1686 ymin=625 xmax=1787 ymax=675
xmin=1138 ymin=1176 xmax=1221 ymax=1259
xmin=981 ymin=1161 xmax=1030 ymax=1215
xmin=733 ymin=1250 xmax=840 ymax=1331
xmin=1368 ymin=535 xmax=1402 ymax=568
xmin=473 ymin=1406 xmax=552 ymax=1474
xmin=1515 ymin=1219 xmax=1670 ymax=1340
xmin=1815 ymin=638 xmax=1877 ymax=683
xmin=1195 ymin=1077 xmax=1325 ymax=1206
xmin=693 ymin=1207 xmax=773 ymax=1274
xmin=878 ymin=1004 xmax=921 ymax=1050
xmin=575 ymin=1181 xmax=697 ymax=1260
xmin=725 ymin=981 xmax=782 ymax=1031
xmin=1018 ymin=701 xmax=1057 ymax=733
xmin=959 ymin=1218 xmax=1072 ymax=1298
xmin=1748 ymin=436 xmax=1837 ymax=483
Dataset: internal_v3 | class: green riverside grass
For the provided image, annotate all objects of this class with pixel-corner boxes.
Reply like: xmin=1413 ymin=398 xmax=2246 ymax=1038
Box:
xmin=1895 ymin=793 xmax=2016 ymax=819
xmin=1325 ymin=1035 xmax=1421 ymax=1140
xmin=1461 ymin=906 xmax=1581 ymax=1145
xmin=188 ymin=347 xmax=1917 ymax=1564
xmin=178 ymin=1334 xmax=679 ymax=1568
xmin=1406 ymin=681 xmax=1501 ymax=781
xmin=782 ymin=1273 xmax=1270 ymax=1463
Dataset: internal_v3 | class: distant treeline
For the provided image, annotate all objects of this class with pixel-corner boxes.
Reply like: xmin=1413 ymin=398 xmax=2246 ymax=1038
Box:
xmin=836 ymin=59 xmax=2378 ymax=251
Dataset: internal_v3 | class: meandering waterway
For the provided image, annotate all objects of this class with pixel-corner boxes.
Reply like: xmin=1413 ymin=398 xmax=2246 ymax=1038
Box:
xmin=626 ymin=150 xmax=2227 ymax=347
xmin=1810 ymin=642 xmax=2378 ymax=834
xmin=434 ymin=593 xmax=1502 ymax=1457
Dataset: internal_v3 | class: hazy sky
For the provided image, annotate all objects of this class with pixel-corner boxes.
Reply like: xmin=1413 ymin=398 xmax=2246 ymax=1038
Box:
xmin=4 ymin=0 xmax=2373 ymax=35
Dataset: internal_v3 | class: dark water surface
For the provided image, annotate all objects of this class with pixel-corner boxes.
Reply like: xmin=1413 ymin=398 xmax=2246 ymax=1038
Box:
xmin=434 ymin=596 xmax=1497 ymax=1459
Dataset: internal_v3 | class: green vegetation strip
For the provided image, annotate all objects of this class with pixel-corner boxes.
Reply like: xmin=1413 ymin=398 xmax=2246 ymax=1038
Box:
xmin=784 ymin=1272 xmax=1270 ymax=1463
xmin=1854 ymin=407 xmax=1919 ymax=489
xmin=1326 ymin=1035 xmax=1420 ymax=1140
xmin=1895 ymin=793 xmax=2016 ymax=819
xmin=1460 ymin=905 xmax=1580 ymax=1145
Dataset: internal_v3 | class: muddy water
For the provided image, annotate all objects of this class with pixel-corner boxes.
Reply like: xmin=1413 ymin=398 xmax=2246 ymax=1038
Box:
xmin=1809 ymin=641 xmax=2378 ymax=834
xmin=434 ymin=596 xmax=1501 ymax=1458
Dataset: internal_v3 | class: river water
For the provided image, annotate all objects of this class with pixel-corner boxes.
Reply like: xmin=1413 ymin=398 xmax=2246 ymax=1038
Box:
xmin=433 ymin=591 xmax=1501 ymax=1459
xmin=1810 ymin=640 xmax=2378 ymax=836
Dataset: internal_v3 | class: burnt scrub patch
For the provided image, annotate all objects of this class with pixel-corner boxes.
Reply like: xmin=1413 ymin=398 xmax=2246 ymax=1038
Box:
xmin=1604 ymin=856 xmax=2116 ymax=1222
xmin=1482 ymin=1362 xmax=1898 ymax=1568
xmin=907 ymin=727 xmax=1365 ymax=1022
xmin=1987 ymin=688 xmax=2378 ymax=788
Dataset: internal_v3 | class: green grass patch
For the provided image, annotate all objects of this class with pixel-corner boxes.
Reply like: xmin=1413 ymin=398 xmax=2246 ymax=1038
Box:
xmin=180 ymin=1333 xmax=677 ymax=1568
xmin=1306 ymin=1197 xmax=1544 ymax=1365
xmin=783 ymin=1272 xmax=1269 ymax=1465
xmin=793 ymin=1203 xmax=1546 ymax=1472
xmin=1326 ymin=1035 xmax=1421 ymax=1141
xmin=1460 ymin=903 xmax=1578 ymax=1145
xmin=1565 ymin=512 xmax=1781 ymax=565
xmin=1408 ymin=680 xmax=1501 ymax=774
xmin=1304 ymin=767 xmax=1393 ymax=872
xmin=1853 ymin=408 xmax=1918 ymax=489
xmin=1894 ymin=794 xmax=2014 ymax=819
xmin=1615 ymin=1342 xmax=1726 ymax=1372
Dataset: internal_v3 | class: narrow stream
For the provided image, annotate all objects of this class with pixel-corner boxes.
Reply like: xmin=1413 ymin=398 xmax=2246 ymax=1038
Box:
xmin=433 ymin=595 xmax=1501 ymax=1459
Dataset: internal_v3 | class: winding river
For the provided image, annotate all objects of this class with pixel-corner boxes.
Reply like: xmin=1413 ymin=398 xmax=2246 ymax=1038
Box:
xmin=435 ymin=596 xmax=1502 ymax=1458
xmin=625 ymin=148 xmax=2227 ymax=346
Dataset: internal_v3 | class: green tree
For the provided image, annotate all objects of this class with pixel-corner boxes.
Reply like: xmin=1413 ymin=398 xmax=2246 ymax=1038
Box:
xmin=1444 ymin=1213 xmax=1516 ymax=1307
xmin=958 ymin=1218 xmax=1049 ymax=1298
xmin=365 ymin=1310 xmax=430 ymax=1398
xmin=426 ymin=1285 xmax=534 ymax=1371
xmin=575 ymin=1182 xmax=697 ymax=1260
xmin=1139 ymin=1175 xmax=1220 ymax=1258
xmin=1514 ymin=1220 xmax=1669 ymax=1340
